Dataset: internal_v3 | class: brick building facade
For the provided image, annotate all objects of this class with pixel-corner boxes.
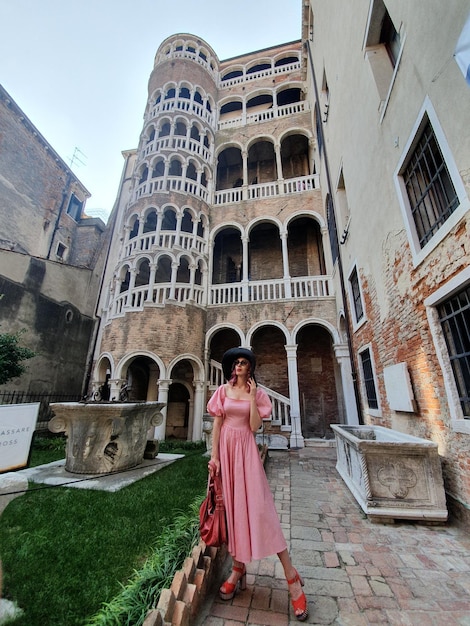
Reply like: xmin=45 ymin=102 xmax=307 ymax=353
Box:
xmin=0 ymin=84 xmax=108 ymax=397
xmin=304 ymin=0 xmax=470 ymax=525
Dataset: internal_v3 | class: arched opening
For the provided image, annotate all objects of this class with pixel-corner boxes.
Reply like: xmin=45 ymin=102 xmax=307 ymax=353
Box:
xmin=280 ymin=134 xmax=310 ymax=178
xmin=216 ymin=147 xmax=243 ymax=190
xmin=248 ymin=222 xmax=282 ymax=280
xmin=167 ymin=359 xmax=195 ymax=440
xmin=208 ymin=328 xmax=243 ymax=367
xmin=135 ymin=259 xmax=150 ymax=287
xmin=143 ymin=211 xmax=157 ymax=232
xmin=247 ymin=140 xmax=277 ymax=184
xmin=287 ymin=217 xmax=326 ymax=276
xmin=155 ymin=256 xmax=172 ymax=283
xmin=296 ymin=325 xmax=339 ymax=438
xmin=123 ymin=356 xmax=159 ymax=402
xmin=212 ymin=228 xmax=242 ymax=284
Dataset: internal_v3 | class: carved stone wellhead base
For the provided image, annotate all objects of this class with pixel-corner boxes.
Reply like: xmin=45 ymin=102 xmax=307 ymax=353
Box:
xmin=49 ymin=402 xmax=164 ymax=474
xmin=331 ymin=424 xmax=448 ymax=523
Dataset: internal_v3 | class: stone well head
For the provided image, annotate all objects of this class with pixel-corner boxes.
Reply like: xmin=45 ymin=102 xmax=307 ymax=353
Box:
xmin=49 ymin=401 xmax=165 ymax=474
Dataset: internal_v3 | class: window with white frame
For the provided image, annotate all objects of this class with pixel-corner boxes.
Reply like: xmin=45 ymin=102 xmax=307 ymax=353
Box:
xmin=424 ymin=266 xmax=470 ymax=434
xmin=437 ymin=285 xmax=470 ymax=419
xmin=395 ymin=99 xmax=469 ymax=266
xmin=359 ymin=346 xmax=379 ymax=410
xmin=363 ymin=0 xmax=404 ymax=117
xmin=348 ymin=265 xmax=364 ymax=326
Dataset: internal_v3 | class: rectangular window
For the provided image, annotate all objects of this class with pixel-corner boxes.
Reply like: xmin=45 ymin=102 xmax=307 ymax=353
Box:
xmin=56 ymin=242 xmax=67 ymax=260
xmin=360 ymin=348 xmax=378 ymax=410
xmin=67 ymin=194 xmax=83 ymax=221
xmin=364 ymin=0 xmax=404 ymax=114
xmin=403 ymin=119 xmax=459 ymax=248
xmin=349 ymin=266 xmax=364 ymax=323
xmin=437 ymin=285 xmax=470 ymax=418
xmin=327 ymin=195 xmax=338 ymax=265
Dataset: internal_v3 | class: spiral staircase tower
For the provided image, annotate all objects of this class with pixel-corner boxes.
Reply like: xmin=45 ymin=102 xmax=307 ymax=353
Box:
xmin=93 ymin=32 xmax=359 ymax=445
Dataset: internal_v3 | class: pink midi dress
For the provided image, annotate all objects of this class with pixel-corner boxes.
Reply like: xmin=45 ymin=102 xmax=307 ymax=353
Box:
xmin=207 ymin=384 xmax=287 ymax=563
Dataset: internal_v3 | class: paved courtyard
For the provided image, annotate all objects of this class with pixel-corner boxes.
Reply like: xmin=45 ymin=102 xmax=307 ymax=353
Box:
xmin=195 ymin=446 xmax=470 ymax=626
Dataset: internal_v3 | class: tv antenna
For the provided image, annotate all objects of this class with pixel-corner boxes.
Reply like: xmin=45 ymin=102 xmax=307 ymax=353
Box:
xmin=69 ymin=146 xmax=87 ymax=168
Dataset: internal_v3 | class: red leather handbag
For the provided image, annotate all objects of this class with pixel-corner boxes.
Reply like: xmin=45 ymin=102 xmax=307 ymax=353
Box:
xmin=199 ymin=472 xmax=227 ymax=547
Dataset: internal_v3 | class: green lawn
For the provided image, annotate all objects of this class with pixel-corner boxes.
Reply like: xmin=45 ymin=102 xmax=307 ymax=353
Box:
xmin=0 ymin=437 xmax=208 ymax=626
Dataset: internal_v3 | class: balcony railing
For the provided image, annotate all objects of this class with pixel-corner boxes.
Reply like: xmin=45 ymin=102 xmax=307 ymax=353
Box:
xmin=111 ymin=283 xmax=205 ymax=317
xmin=214 ymin=173 xmax=319 ymax=206
xmin=219 ymin=60 xmax=301 ymax=88
xmin=107 ymin=274 xmax=331 ymax=321
xmin=150 ymin=98 xmax=215 ymax=126
xmin=141 ymin=135 xmax=212 ymax=162
xmin=122 ymin=231 xmax=206 ymax=259
xmin=210 ymin=276 xmax=331 ymax=305
xmin=133 ymin=176 xmax=209 ymax=203
xmin=218 ymin=100 xmax=310 ymax=130
xmin=208 ymin=360 xmax=291 ymax=429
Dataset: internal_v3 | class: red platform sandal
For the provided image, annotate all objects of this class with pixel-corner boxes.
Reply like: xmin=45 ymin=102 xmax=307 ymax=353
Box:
xmin=287 ymin=569 xmax=309 ymax=621
xmin=219 ymin=565 xmax=247 ymax=600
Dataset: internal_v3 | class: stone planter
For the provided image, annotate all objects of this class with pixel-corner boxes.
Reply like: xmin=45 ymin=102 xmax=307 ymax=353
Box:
xmin=49 ymin=402 xmax=164 ymax=474
xmin=331 ymin=424 xmax=448 ymax=523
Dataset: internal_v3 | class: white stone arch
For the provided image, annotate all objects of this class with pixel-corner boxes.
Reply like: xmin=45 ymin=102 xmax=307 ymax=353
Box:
xmin=116 ymin=350 xmax=166 ymax=380
xmin=141 ymin=204 xmax=159 ymax=218
xmin=162 ymin=81 xmax=177 ymax=98
xmin=168 ymin=353 xmax=205 ymax=381
xmin=246 ymin=215 xmax=283 ymax=237
xmin=173 ymin=115 xmax=190 ymax=136
xmin=134 ymin=253 xmax=154 ymax=271
xmin=215 ymin=140 xmax=244 ymax=161
xmin=154 ymin=250 xmax=177 ymax=265
xmin=273 ymin=49 xmax=300 ymax=65
xmin=292 ymin=317 xmax=341 ymax=345
xmin=278 ymin=126 xmax=314 ymax=144
xmin=220 ymin=63 xmax=244 ymax=79
xmin=93 ymin=352 xmax=115 ymax=379
xmin=115 ymin=261 xmax=131 ymax=281
xmin=218 ymin=93 xmax=244 ymax=108
xmin=245 ymin=133 xmax=277 ymax=152
xmin=284 ymin=209 xmax=326 ymax=232
xmin=208 ymin=220 xmax=243 ymax=242
xmin=245 ymin=56 xmax=273 ymax=72
xmin=156 ymin=115 xmax=173 ymax=132
xmin=246 ymin=320 xmax=291 ymax=346
xmin=245 ymin=86 xmax=276 ymax=101
xmin=125 ymin=211 xmax=140 ymax=230
xmin=205 ymin=323 xmax=245 ymax=353
xmin=141 ymin=121 xmax=157 ymax=143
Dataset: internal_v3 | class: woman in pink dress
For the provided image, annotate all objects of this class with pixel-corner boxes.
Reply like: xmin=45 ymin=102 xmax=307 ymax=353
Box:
xmin=207 ymin=347 xmax=308 ymax=621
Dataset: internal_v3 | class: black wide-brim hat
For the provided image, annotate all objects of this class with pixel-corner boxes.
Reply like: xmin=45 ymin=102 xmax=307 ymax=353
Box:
xmin=222 ymin=347 xmax=256 ymax=381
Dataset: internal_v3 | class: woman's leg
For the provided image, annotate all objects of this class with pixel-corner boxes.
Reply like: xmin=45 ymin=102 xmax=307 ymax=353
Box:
xmin=277 ymin=549 xmax=309 ymax=620
xmin=224 ymin=558 xmax=245 ymax=584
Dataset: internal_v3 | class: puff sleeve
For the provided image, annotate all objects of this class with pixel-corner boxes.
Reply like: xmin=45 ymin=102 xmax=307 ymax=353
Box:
xmin=256 ymin=388 xmax=272 ymax=420
xmin=206 ymin=385 xmax=226 ymax=418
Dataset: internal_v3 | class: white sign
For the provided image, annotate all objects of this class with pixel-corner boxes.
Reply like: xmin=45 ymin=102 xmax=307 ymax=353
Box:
xmin=0 ymin=403 xmax=39 ymax=472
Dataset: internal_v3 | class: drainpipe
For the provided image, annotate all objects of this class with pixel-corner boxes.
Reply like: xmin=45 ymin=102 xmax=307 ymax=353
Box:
xmin=304 ymin=40 xmax=364 ymax=424
xmin=47 ymin=171 xmax=72 ymax=259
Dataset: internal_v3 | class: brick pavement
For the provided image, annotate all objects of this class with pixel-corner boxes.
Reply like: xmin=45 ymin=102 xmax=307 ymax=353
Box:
xmin=194 ymin=446 xmax=470 ymax=626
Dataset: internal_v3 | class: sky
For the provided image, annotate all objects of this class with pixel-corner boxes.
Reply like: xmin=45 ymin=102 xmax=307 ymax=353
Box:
xmin=0 ymin=0 xmax=302 ymax=220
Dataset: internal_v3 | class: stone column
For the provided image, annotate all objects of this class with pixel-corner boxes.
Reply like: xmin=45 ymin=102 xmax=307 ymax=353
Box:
xmin=155 ymin=379 xmax=171 ymax=440
xmin=241 ymin=235 xmax=249 ymax=301
xmin=285 ymin=344 xmax=305 ymax=448
xmin=280 ymin=231 xmax=292 ymax=298
xmin=334 ymin=344 xmax=359 ymax=425
xmin=192 ymin=380 xmax=206 ymax=441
